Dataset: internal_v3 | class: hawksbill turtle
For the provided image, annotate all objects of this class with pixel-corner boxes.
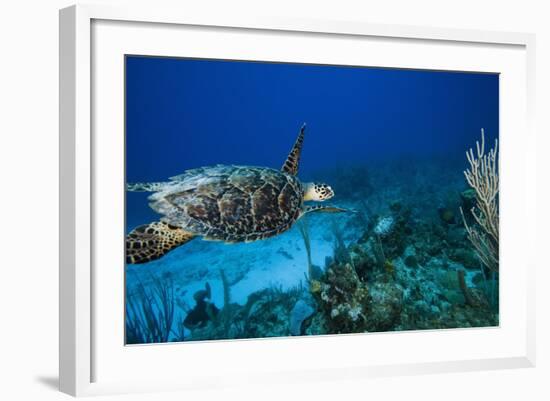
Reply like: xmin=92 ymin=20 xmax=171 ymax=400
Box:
xmin=126 ymin=124 xmax=352 ymax=264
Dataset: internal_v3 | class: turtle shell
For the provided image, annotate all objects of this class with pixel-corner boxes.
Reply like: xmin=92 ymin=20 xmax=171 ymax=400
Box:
xmin=147 ymin=165 xmax=304 ymax=242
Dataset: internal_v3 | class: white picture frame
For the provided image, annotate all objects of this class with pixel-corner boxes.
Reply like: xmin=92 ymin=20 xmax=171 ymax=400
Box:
xmin=59 ymin=4 xmax=536 ymax=397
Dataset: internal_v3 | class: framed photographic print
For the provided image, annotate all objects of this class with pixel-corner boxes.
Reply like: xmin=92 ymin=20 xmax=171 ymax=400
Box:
xmin=59 ymin=4 xmax=536 ymax=397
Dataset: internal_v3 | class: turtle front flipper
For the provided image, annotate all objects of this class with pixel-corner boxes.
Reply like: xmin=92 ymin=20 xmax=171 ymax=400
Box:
xmin=303 ymin=205 xmax=357 ymax=214
xmin=126 ymin=221 xmax=195 ymax=264
xmin=281 ymin=123 xmax=306 ymax=176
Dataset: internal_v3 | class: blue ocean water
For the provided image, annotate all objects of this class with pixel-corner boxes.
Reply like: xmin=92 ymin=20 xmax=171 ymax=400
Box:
xmin=125 ymin=55 xmax=499 ymax=344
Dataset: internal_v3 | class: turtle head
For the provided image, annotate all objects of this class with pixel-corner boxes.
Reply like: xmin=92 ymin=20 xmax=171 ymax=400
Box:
xmin=303 ymin=182 xmax=334 ymax=201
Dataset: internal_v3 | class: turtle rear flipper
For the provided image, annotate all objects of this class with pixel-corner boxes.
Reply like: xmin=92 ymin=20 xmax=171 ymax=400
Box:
xmin=127 ymin=182 xmax=168 ymax=192
xmin=126 ymin=221 xmax=195 ymax=264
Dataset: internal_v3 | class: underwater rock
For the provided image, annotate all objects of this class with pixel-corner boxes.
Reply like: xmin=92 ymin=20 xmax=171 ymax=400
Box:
xmin=290 ymin=299 xmax=316 ymax=336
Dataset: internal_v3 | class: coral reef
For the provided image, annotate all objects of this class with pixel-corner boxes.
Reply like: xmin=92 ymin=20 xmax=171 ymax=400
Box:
xmin=125 ymin=273 xmax=177 ymax=344
xmin=312 ymin=241 xmax=404 ymax=333
xmin=239 ymin=284 xmax=309 ymax=338
xmin=125 ymin=144 xmax=500 ymax=343
xmin=185 ymin=283 xmax=313 ymax=341
xmin=460 ymin=129 xmax=499 ymax=272
xmin=312 ymin=261 xmax=371 ymax=333
xmin=366 ymin=281 xmax=403 ymax=331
